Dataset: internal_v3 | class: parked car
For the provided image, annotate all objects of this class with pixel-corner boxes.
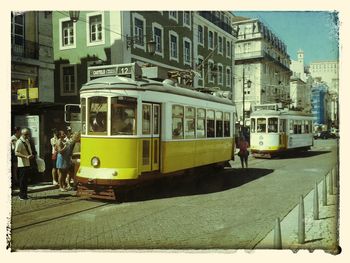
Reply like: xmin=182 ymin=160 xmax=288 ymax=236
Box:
xmin=314 ymin=131 xmax=337 ymax=139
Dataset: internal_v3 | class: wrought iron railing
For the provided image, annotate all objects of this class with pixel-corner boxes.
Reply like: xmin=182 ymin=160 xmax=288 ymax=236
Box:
xmin=11 ymin=38 xmax=39 ymax=59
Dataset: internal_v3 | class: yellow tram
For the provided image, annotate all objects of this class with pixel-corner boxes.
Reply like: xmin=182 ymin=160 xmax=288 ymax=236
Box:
xmin=75 ymin=63 xmax=236 ymax=199
xmin=250 ymin=105 xmax=314 ymax=158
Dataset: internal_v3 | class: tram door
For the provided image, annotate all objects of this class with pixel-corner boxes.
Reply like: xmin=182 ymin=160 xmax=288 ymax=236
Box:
xmin=141 ymin=103 xmax=160 ymax=172
xmin=279 ymin=119 xmax=287 ymax=148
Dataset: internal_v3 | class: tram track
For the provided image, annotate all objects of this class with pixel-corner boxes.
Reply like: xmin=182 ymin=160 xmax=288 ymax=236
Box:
xmin=12 ymin=199 xmax=112 ymax=231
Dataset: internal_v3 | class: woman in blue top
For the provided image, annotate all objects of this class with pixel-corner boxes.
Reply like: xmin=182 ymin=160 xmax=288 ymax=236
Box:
xmin=56 ymin=130 xmax=72 ymax=191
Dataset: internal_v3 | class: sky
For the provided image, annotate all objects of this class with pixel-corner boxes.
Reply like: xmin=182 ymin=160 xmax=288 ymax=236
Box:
xmin=234 ymin=11 xmax=339 ymax=65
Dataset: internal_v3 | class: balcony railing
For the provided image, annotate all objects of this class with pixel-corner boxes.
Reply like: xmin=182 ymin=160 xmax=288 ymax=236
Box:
xmin=198 ymin=11 xmax=233 ymax=36
xmin=11 ymin=39 xmax=39 ymax=59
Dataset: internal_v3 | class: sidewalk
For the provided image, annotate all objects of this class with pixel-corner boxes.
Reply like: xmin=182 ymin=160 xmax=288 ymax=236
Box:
xmin=255 ymin=168 xmax=339 ymax=252
xmin=11 ymin=181 xmax=59 ymax=196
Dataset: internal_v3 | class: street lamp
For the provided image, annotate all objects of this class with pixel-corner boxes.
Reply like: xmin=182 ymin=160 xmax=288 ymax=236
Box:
xmin=69 ymin=11 xmax=80 ymax=23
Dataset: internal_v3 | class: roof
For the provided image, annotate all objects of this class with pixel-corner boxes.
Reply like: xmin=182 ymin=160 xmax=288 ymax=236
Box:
xmin=80 ymin=76 xmax=234 ymax=106
xmin=251 ymin=109 xmax=313 ymax=117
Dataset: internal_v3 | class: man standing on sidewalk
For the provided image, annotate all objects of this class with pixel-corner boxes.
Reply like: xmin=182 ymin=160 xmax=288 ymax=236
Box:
xmin=15 ymin=128 xmax=34 ymax=200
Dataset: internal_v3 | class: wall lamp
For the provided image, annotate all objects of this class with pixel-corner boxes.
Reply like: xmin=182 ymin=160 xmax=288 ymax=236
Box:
xmin=69 ymin=11 xmax=80 ymax=23
xmin=126 ymin=35 xmax=156 ymax=55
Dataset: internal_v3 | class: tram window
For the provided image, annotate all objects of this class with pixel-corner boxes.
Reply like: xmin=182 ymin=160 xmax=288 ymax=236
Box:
xmin=279 ymin=119 xmax=286 ymax=133
xmin=172 ymin=105 xmax=184 ymax=139
xmin=88 ymin=96 xmax=107 ymax=134
xmin=153 ymin=105 xmax=160 ymax=135
xmin=289 ymin=120 xmax=294 ymax=134
xmin=81 ymin=98 xmax=86 ymax=135
xmin=224 ymin=112 xmax=231 ymax=137
xmin=257 ymin=118 xmax=266 ymax=133
xmin=250 ymin=118 xmax=255 ymax=133
xmin=215 ymin=111 xmax=223 ymax=137
xmin=111 ymin=97 xmax=137 ymax=135
xmin=268 ymin=118 xmax=278 ymax=133
xmin=206 ymin=110 xmax=215 ymax=138
xmin=297 ymin=121 xmax=302 ymax=134
xmin=197 ymin=108 xmax=206 ymax=138
xmin=185 ymin=106 xmax=195 ymax=139
xmin=305 ymin=120 xmax=310 ymax=133
xmin=142 ymin=104 xmax=151 ymax=135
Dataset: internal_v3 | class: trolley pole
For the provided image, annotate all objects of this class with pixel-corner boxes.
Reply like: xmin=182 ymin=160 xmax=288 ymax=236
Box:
xmin=242 ymin=67 xmax=245 ymax=130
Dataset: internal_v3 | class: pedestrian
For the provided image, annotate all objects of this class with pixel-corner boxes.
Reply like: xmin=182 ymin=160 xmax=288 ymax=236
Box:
xmin=238 ymin=136 xmax=249 ymax=168
xmin=56 ymin=130 xmax=69 ymax=191
xmin=66 ymin=132 xmax=81 ymax=189
xmin=27 ymin=129 xmax=38 ymax=181
xmin=15 ymin=128 xmax=34 ymax=200
xmin=50 ymin=128 xmax=59 ymax=185
xmin=11 ymin=126 xmax=21 ymax=187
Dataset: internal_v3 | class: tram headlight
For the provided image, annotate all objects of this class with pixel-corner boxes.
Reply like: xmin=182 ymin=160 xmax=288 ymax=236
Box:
xmin=91 ymin=156 xmax=100 ymax=168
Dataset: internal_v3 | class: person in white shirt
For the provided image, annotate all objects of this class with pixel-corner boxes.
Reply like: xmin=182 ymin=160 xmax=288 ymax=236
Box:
xmin=11 ymin=126 xmax=21 ymax=187
xmin=15 ymin=128 xmax=34 ymax=200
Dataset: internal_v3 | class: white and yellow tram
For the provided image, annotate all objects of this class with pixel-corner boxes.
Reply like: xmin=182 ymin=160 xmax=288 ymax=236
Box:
xmin=76 ymin=63 xmax=236 ymax=199
xmin=250 ymin=109 xmax=314 ymax=158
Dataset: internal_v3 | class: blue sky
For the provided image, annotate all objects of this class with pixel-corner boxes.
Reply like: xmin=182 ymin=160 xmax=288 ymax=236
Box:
xmin=234 ymin=11 xmax=339 ymax=65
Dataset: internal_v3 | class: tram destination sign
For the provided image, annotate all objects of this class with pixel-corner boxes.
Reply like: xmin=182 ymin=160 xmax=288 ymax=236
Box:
xmin=88 ymin=63 xmax=142 ymax=81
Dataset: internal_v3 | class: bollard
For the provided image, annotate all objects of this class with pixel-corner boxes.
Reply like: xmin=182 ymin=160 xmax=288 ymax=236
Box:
xmin=313 ymin=181 xmax=319 ymax=220
xmin=329 ymin=169 xmax=334 ymax=195
xmin=274 ymin=217 xmax=282 ymax=249
xmin=322 ymin=174 xmax=327 ymax=206
xmin=298 ymin=195 xmax=305 ymax=244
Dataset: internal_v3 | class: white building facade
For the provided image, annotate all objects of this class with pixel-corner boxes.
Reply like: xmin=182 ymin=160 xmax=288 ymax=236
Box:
xmin=232 ymin=17 xmax=292 ymax=127
xmin=289 ymin=49 xmax=312 ymax=112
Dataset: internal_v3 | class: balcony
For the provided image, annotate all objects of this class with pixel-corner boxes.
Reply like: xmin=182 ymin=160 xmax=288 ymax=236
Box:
xmin=11 ymin=39 xmax=39 ymax=60
xmin=198 ymin=11 xmax=234 ymax=36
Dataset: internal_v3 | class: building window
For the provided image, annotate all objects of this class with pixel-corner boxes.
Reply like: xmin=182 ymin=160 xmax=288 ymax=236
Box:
xmin=60 ymin=65 xmax=77 ymax=96
xmin=183 ymin=11 xmax=191 ymax=28
xmin=11 ymin=13 xmax=24 ymax=46
xmin=218 ymin=64 xmax=223 ymax=85
xmin=226 ymin=67 xmax=231 ymax=87
xmin=218 ymin=36 xmax=223 ymax=54
xmin=226 ymin=41 xmax=231 ymax=57
xmin=89 ymin=14 xmax=102 ymax=42
xmin=169 ymin=31 xmax=179 ymax=61
xmin=152 ymin=23 xmax=163 ymax=56
xmin=208 ymin=31 xmax=214 ymax=49
xmin=183 ymin=39 xmax=192 ymax=66
xmin=59 ymin=18 xmax=76 ymax=49
xmin=134 ymin=17 xmax=144 ymax=46
xmin=169 ymin=11 xmax=178 ymax=22
xmin=197 ymin=56 xmax=204 ymax=79
xmin=198 ymin=25 xmax=204 ymax=45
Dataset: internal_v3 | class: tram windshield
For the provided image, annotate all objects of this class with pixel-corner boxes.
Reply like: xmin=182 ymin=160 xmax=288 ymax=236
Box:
xmin=256 ymin=118 xmax=266 ymax=133
xmin=111 ymin=97 xmax=137 ymax=135
xmin=268 ymin=118 xmax=278 ymax=133
xmin=89 ymin=96 xmax=108 ymax=134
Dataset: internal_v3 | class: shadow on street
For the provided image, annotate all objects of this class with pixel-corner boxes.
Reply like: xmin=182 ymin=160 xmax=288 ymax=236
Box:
xmin=118 ymin=167 xmax=274 ymax=203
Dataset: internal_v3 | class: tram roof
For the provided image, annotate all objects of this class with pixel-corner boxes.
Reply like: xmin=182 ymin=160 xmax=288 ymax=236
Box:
xmin=250 ymin=109 xmax=313 ymax=117
xmin=80 ymin=76 xmax=234 ymax=106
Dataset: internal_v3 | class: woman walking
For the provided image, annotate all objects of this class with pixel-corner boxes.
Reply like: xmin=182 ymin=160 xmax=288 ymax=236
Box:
xmin=238 ymin=136 xmax=249 ymax=168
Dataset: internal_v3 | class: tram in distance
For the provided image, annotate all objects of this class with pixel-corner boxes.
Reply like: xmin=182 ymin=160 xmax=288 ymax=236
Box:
xmin=75 ymin=63 xmax=236 ymax=199
xmin=249 ymin=105 xmax=314 ymax=158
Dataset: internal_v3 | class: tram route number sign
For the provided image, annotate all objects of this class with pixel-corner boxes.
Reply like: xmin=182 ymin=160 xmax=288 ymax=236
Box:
xmin=88 ymin=63 xmax=142 ymax=80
